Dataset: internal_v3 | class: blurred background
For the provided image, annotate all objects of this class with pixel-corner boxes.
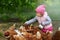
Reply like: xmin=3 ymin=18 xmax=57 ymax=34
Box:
xmin=0 ymin=0 xmax=60 ymax=22
xmin=0 ymin=0 xmax=60 ymax=40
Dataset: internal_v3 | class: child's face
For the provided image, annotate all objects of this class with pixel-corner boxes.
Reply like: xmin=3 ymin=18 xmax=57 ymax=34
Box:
xmin=36 ymin=13 xmax=43 ymax=17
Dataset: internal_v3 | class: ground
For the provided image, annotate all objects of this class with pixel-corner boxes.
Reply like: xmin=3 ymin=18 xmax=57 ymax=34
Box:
xmin=0 ymin=20 xmax=60 ymax=40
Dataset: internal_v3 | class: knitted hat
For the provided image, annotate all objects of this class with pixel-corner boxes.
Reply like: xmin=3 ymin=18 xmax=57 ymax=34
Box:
xmin=35 ymin=4 xmax=45 ymax=15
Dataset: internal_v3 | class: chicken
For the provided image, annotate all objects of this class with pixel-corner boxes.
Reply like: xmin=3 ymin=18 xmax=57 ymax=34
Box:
xmin=13 ymin=35 xmax=26 ymax=40
xmin=52 ymin=27 xmax=60 ymax=40
xmin=4 ymin=24 xmax=17 ymax=40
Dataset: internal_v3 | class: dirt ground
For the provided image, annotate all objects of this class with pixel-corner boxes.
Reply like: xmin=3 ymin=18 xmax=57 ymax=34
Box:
xmin=0 ymin=20 xmax=60 ymax=40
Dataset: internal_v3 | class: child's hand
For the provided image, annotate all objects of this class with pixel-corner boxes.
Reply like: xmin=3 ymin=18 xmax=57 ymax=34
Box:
xmin=23 ymin=23 xmax=29 ymax=27
xmin=39 ymin=25 xmax=43 ymax=29
xmin=23 ymin=23 xmax=30 ymax=30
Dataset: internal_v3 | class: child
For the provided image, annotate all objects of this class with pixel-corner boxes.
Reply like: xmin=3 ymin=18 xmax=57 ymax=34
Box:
xmin=24 ymin=4 xmax=53 ymax=33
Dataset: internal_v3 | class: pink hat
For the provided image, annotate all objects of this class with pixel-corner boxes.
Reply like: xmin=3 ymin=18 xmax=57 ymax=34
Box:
xmin=35 ymin=4 xmax=45 ymax=15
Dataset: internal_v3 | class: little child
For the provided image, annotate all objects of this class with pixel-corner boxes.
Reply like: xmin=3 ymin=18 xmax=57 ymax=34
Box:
xmin=24 ymin=4 xmax=53 ymax=33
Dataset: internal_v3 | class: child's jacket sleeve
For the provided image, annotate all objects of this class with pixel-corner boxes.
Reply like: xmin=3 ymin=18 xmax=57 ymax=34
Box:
xmin=42 ymin=16 xmax=52 ymax=26
xmin=25 ymin=16 xmax=37 ymax=24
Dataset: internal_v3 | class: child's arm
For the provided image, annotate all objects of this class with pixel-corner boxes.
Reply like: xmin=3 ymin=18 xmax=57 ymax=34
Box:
xmin=42 ymin=16 xmax=52 ymax=26
xmin=25 ymin=16 xmax=37 ymax=25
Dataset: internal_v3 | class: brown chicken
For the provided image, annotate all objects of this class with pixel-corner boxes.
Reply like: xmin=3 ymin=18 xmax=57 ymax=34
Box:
xmin=4 ymin=24 xmax=53 ymax=40
xmin=52 ymin=27 xmax=60 ymax=40
xmin=4 ymin=24 xmax=17 ymax=40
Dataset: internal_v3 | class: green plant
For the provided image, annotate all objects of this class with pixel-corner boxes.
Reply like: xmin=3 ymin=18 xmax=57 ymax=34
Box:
xmin=0 ymin=32 xmax=3 ymax=37
xmin=0 ymin=13 xmax=10 ymax=22
xmin=0 ymin=0 xmax=45 ymax=22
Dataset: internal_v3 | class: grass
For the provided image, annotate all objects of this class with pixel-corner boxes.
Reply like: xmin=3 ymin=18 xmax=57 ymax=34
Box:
xmin=0 ymin=32 xmax=3 ymax=37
